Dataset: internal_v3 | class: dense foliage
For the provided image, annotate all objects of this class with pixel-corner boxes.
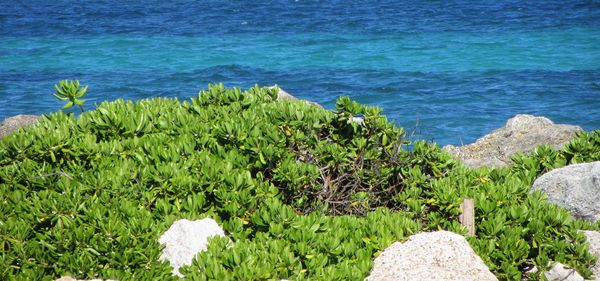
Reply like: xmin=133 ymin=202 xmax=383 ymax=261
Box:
xmin=1 ymin=84 xmax=600 ymax=280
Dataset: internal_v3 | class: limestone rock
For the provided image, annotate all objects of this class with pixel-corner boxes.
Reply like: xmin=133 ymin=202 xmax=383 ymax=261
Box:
xmin=583 ymin=230 xmax=600 ymax=278
xmin=443 ymin=114 xmax=581 ymax=168
xmin=531 ymin=161 xmax=600 ymax=222
xmin=159 ymin=218 xmax=226 ymax=276
xmin=270 ymin=86 xmax=322 ymax=108
xmin=544 ymin=262 xmax=584 ymax=281
xmin=273 ymin=87 xmax=296 ymax=101
xmin=0 ymin=114 xmax=39 ymax=139
xmin=366 ymin=231 xmax=497 ymax=281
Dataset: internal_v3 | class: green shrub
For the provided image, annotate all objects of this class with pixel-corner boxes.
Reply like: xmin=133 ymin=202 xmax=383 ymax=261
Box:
xmin=1 ymin=83 xmax=599 ymax=280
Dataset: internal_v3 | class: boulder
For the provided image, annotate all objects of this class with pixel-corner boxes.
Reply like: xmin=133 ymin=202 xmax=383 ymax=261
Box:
xmin=0 ymin=114 xmax=39 ymax=139
xmin=583 ymin=230 xmax=600 ymax=279
xmin=544 ymin=262 xmax=585 ymax=281
xmin=159 ymin=218 xmax=226 ymax=277
xmin=531 ymin=161 xmax=600 ymax=222
xmin=443 ymin=114 xmax=581 ymax=168
xmin=273 ymin=87 xmax=296 ymax=101
xmin=366 ymin=231 xmax=497 ymax=281
xmin=270 ymin=86 xmax=323 ymax=108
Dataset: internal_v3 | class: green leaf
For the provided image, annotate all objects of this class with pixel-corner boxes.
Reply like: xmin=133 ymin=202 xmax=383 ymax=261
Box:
xmin=62 ymin=101 xmax=74 ymax=109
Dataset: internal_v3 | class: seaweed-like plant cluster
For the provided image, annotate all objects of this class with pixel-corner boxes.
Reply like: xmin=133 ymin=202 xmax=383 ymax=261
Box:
xmin=1 ymin=84 xmax=600 ymax=280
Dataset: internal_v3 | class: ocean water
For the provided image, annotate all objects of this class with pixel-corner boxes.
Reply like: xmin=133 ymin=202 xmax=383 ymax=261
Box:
xmin=1 ymin=0 xmax=599 ymax=146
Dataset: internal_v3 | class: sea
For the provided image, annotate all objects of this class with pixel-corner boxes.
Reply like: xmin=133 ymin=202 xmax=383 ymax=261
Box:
xmin=1 ymin=0 xmax=599 ymax=146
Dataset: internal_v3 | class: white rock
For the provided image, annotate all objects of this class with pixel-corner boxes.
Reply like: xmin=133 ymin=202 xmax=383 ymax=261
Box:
xmin=583 ymin=230 xmax=600 ymax=279
xmin=159 ymin=218 xmax=226 ymax=276
xmin=366 ymin=231 xmax=497 ymax=281
xmin=271 ymin=86 xmax=297 ymax=101
xmin=269 ymin=86 xmax=322 ymax=107
xmin=531 ymin=161 xmax=600 ymax=222
xmin=544 ymin=262 xmax=584 ymax=281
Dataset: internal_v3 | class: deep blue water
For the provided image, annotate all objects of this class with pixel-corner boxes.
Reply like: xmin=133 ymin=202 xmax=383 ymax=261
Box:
xmin=1 ymin=0 xmax=599 ymax=145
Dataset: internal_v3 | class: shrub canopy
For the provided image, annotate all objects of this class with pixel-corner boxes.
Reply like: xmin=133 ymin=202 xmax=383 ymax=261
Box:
xmin=1 ymin=84 xmax=600 ymax=280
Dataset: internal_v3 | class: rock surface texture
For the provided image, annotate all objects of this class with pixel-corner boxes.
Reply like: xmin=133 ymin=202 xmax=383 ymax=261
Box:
xmin=0 ymin=114 xmax=39 ymax=139
xmin=443 ymin=114 xmax=581 ymax=168
xmin=531 ymin=161 xmax=600 ymax=222
xmin=583 ymin=230 xmax=600 ymax=279
xmin=271 ymin=86 xmax=323 ymax=108
xmin=366 ymin=231 xmax=497 ymax=281
xmin=544 ymin=262 xmax=585 ymax=281
xmin=159 ymin=218 xmax=226 ymax=276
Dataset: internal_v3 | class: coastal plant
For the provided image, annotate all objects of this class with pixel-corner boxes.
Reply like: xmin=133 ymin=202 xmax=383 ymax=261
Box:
xmin=561 ymin=130 xmax=600 ymax=164
xmin=425 ymin=165 xmax=597 ymax=279
xmin=53 ymin=80 xmax=88 ymax=112
xmin=1 ymin=83 xmax=600 ymax=280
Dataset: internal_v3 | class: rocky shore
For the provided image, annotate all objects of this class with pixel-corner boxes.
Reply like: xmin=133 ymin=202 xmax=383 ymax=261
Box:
xmin=443 ymin=114 xmax=582 ymax=168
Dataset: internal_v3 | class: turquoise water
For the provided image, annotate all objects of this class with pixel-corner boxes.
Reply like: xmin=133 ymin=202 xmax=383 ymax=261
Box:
xmin=1 ymin=1 xmax=599 ymax=145
xmin=3 ymin=29 xmax=600 ymax=71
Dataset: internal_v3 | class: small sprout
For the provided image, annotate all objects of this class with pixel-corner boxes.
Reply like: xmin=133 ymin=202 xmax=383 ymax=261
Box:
xmin=53 ymin=79 xmax=88 ymax=112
